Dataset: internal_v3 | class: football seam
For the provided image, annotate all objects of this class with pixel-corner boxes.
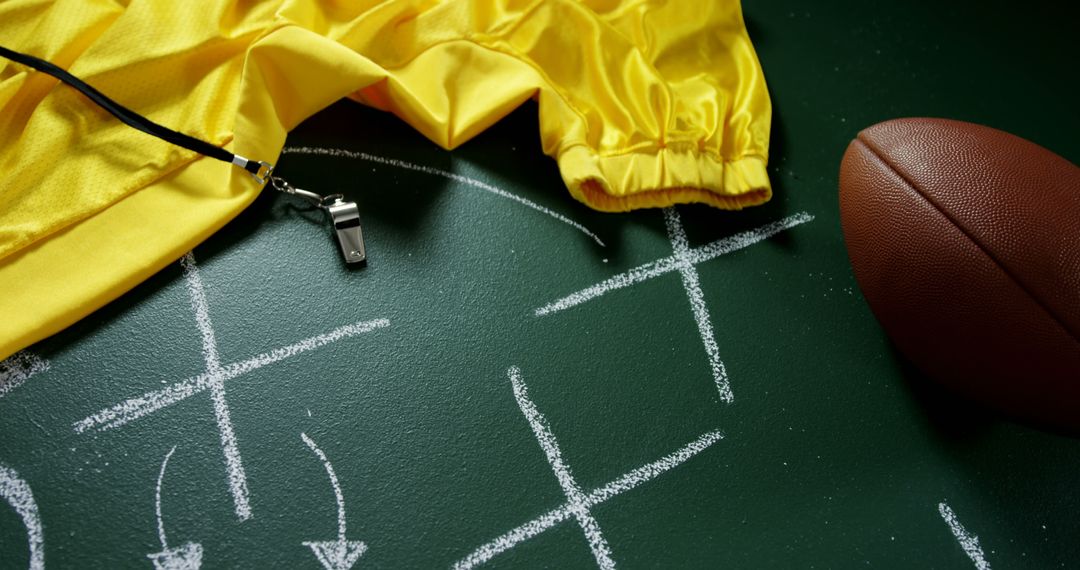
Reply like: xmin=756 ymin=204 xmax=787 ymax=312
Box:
xmin=852 ymin=137 xmax=1080 ymax=346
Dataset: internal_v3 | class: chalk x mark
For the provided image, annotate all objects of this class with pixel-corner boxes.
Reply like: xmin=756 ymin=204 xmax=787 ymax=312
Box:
xmin=535 ymin=210 xmax=814 ymax=402
xmin=301 ymin=433 xmax=368 ymax=570
xmin=453 ymin=367 xmax=724 ymax=569
xmin=148 ymin=446 xmax=203 ymax=570
xmin=0 ymin=464 xmax=44 ymax=570
xmin=281 ymin=146 xmax=606 ymax=247
xmin=0 ymin=351 xmax=50 ymax=399
xmin=938 ymin=501 xmax=992 ymax=570
xmin=73 ymin=252 xmax=390 ymax=523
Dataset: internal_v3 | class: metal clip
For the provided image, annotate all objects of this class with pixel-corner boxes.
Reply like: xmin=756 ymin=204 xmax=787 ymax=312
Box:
xmin=271 ymin=176 xmax=366 ymax=265
xmin=250 ymin=161 xmax=274 ymax=186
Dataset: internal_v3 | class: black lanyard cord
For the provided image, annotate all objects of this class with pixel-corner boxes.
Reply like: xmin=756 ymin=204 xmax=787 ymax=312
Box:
xmin=0 ymin=45 xmax=368 ymax=264
xmin=0 ymin=45 xmax=272 ymax=183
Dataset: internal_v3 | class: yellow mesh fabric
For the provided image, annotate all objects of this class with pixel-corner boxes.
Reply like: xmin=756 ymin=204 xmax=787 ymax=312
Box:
xmin=0 ymin=0 xmax=772 ymax=359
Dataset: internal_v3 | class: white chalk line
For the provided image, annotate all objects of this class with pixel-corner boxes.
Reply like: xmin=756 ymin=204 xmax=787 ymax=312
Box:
xmin=508 ymin=366 xmax=616 ymax=570
xmin=453 ymin=429 xmax=724 ymax=570
xmin=181 ymin=252 xmax=251 ymax=522
xmin=281 ymin=146 xmax=606 ymax=247
xmin=207 ymin=380 xmax=250 ymax=521
xmin=155 ymin=446 xmax=178 ymax=549
xmin=535 ymin=212 xmax=814 ymax=317
xmin=534 ymin=257 xmax=682 ymax=317
xmin=302 ymin=433 xmax=350 ymax=542
xmin=938 ymin=501 xmax=992 ymax=570
xmin=586 ymin=430 xmax=724 ymax=505
xmin=72 ymin=318 xmax=391 ymax=433
xmin=664 ymin=208 xmax=732 ymax=403
xmin=0 ymin=463 xmax=45 ymax=570
xmin=181 ymin=253 xmax=222 ymax=374
xmin=0 ymin=351 xmax=51 ymax=399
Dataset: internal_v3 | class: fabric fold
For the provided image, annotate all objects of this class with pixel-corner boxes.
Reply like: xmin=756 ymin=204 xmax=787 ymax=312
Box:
xmin=560 ymin=145 xmax=771 ymax=211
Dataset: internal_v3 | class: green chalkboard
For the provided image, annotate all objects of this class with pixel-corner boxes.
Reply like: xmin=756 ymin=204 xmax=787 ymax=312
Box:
xmin=3 ymin=1 xmax=1079 ymax=568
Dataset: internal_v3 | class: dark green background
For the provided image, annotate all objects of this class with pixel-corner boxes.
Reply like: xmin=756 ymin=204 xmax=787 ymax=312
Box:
xmin=2 ymin=1 xmax=1078 ymax=568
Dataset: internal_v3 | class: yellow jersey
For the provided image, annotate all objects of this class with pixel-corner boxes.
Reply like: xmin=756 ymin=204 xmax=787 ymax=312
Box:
xmin=0 ymin=0 xmax=771 ymax=360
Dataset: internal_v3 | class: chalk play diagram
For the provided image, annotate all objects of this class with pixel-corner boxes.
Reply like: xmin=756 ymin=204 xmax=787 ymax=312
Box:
xmin=1 ymin=151 xmax=994 ymax=569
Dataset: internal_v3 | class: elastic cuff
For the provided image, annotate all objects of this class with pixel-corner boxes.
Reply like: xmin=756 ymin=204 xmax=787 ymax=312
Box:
xmin=558 ymin=145 xmax=772 ymax=212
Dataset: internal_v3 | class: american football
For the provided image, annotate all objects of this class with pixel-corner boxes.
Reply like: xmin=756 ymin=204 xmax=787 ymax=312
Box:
xmin=839 ymin=118 xmax=1080 ymax=429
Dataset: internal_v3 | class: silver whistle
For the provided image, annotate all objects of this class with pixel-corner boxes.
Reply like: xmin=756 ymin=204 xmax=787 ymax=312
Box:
xmin=271 ymin=176 xmax=366 ymax=265
xmin=325 ymin=196 xmax=366 ymax=264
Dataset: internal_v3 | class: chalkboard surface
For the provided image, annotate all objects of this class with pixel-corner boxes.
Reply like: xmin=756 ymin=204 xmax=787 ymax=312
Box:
xmin=3 ymin=1 xmax=1079 ymax=568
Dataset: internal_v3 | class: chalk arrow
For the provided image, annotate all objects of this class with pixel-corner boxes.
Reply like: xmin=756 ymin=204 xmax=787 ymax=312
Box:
xmin=147 ymin=542 xmax=203 ymax=570
xmin=301 ymin=433 xmax=368 ymax=570
xmin=147 ymin=447 xmax=203 ymax=570
xmin=303 ymin=540 xmax=368 ymax=570
xmin=0 ymin=463 xmax=44 ymax=570
xmin=0 ymin=351 xmax=50 ymax=399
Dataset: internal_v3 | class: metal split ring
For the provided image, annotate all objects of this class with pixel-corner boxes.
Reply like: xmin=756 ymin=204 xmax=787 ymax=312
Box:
xmin=271 ymin=176 xmax=338 ymax=209
xmin=319 ymin=194 xmax=345 ymax=208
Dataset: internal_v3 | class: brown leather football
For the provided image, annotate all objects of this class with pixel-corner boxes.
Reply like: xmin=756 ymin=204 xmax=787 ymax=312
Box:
xmin=838 ymin=118 xmax=1080 ymax=430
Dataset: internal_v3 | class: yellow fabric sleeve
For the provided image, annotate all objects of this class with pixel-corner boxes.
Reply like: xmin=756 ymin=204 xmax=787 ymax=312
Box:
xmin=0 ymin=0 xmax=771 ymax=360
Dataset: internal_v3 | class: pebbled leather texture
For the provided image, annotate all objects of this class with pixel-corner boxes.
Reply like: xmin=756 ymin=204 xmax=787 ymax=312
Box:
xmin=839 ymin=118 xmax=1080 ymax=430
